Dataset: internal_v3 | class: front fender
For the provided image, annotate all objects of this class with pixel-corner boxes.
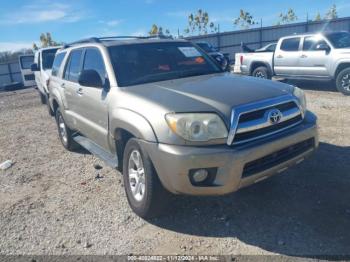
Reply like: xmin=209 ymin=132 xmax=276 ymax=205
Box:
xmin=110 ymin=108 xmax=158 ymax=142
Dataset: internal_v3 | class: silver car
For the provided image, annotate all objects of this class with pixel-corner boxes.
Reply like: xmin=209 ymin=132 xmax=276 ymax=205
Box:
xmin=48 ymin=36 xmax=318 ymax=218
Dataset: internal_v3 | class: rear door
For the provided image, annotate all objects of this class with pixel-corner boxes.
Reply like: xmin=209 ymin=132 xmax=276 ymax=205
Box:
xmin=19 ymin=55 xmax=35 ymax=87
xmin=274 ymin=37 xmax=302 ymax=76
xmin=73 ymin=47 xmax=109 ymax=150
xmin=298 ymin=36 xmax=331 ymax=77
xmin=61 ymin=48 xmax=84 ymax=130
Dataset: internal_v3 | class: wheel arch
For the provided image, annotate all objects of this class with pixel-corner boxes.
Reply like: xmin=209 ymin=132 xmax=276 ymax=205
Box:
xmin=334 ymin=62 xmax=350 ymax=79
xmin=250 ymin=62 xmax=272 ymax=76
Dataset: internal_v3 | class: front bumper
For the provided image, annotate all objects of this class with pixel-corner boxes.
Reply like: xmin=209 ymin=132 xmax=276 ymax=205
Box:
xmin=141 ymin=111 xmax=318 ymax=196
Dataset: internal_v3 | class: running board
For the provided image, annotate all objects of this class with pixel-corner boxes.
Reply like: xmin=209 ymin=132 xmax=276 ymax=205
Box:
xmin=73 ymin=135 xmax=118 ymax=168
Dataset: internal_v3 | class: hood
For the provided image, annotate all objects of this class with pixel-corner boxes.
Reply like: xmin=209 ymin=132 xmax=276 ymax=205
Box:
xmin=122 ymin=73 xmax=294 ymax=123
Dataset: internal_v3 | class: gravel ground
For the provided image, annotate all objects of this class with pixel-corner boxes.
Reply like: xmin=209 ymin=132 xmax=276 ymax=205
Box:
xmin=0 ymin=82 xmax=349 ymax=258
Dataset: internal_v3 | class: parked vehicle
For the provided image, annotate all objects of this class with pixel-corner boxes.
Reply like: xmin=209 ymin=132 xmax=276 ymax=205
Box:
xmin=235 ymin=31 xmax=350 ymax=95
xmin=19 ymin=55 xmax=35 ymax=87
xmin=31 ymin=46 xmax=61 ymax=104
xmin=195 ymin=42 xmax=230 ymax=70
xmin=255 ymin=43 xmax=277 ymax=53
xmin=48 ymin=36 xmax=318 ymax=218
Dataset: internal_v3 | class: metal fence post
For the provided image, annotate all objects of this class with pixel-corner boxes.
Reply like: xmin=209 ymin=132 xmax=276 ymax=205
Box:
xmin=260 ymin=18 xmax=263 ymax=47
xmin=217 ymin=24 xmax=221 ymax=50
xmin=7 ymin=63 xmax=13 ymax=83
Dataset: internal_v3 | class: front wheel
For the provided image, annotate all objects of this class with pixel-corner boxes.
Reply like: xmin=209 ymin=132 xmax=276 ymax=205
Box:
xmin=123 ymin=138 xmax=170 ymax=218
xmin=252 ymin=66 xmax=271 ymax=79
xmin=336 ymin=68 xmax=350 ymax=96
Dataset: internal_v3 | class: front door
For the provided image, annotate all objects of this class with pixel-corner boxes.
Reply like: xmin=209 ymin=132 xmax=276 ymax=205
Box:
xmin=73 ymin=48 xmax=109 ymax=150
xmin=298 ymin=36 xmax=331 ymax=77
xmin=274 ymin=37 xmax=302 ymax=76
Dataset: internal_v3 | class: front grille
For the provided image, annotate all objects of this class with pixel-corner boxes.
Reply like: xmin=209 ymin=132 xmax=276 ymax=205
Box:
xmin=239 ymin=102 xmax=296 ymax=122
xmin=232 ymin=100 xmax=302 ymax=144
xmin=24 ymin=74 xmax=35 ymax=81
xmin=234 ymin=115 xmax=302 ymax=143
xmin=242 ymin=138 xmax=314 ymax=178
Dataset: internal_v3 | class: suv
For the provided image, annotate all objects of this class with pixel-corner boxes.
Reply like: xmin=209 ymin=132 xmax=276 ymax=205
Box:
xmin=48 ymin=36 xmax=318 ymax=218
xmin=31 ymin=46 xmax=61 ymax=104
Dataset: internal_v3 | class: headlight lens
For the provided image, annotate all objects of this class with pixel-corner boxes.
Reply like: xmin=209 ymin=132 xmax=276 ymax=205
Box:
xmin=293 ymin=86 xmax=307 ymax=115
xmin=165 ymin=113 xmax=228 ymax=142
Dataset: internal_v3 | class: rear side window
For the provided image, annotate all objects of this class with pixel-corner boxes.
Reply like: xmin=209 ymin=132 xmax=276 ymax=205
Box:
xmin=83 ymin=48 xmax=106 ymax=85
xmin=64 ymin=49 xmax=83 ymax=82
xmin=52 ymin=52 xmax=66 ymax=77
xmin=303 ymin=36 xmax=329 ymax=51
xmin=280 ymin=38 xmax=300 ymax=51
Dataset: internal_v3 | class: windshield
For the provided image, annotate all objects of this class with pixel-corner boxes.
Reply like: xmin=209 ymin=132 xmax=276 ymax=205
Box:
xmin=109 ymin=42 xmax=222 ymax=87
xmin=20 ymin=56 xmax=34 ymax=69
xmin=42 ymin=48 xmax=59 ymax=70
xmin=325 ymin=32 xmax=350 ymax=49
xmin=196 ymin=43 xmax=214 ymax=52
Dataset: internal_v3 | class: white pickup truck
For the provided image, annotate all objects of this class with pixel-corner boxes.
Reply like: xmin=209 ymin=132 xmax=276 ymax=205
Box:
xmin=235 ymin=31 xmax=350 ymax=95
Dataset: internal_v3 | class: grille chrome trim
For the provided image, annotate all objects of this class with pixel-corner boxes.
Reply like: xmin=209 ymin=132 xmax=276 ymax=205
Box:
xmin=227 ymin=95 xmax=303 ymax=145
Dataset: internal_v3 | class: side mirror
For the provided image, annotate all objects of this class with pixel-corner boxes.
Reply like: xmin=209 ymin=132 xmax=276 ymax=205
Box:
xmin=316 ymin=43 xmax=330 ymax=52
xmin=31 ymin=63 xmax=39 ymax=72
xmin=78 ymin=69 xmax=103 ymax=88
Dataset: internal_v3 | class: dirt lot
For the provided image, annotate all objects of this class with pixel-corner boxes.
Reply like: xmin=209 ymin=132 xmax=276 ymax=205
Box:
xmin=0 ymin=82 xmax=349 ymax=257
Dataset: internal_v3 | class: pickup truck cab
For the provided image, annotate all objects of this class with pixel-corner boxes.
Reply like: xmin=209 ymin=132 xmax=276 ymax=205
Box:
xmin=236 ymin=31 xmax=350 ymax=95
xmin=48 ymin=36 xmax=318 ymax=218
xmin=31 ymin=46 xmax=61 ymax=104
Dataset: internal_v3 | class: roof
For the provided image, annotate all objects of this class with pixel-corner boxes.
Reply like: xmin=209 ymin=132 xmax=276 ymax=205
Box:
xmin=62 ymin=36 xmax=188 ymax=49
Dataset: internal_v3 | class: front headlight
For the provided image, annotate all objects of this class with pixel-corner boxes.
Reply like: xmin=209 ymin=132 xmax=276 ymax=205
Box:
xmin=165 ymin=113 xmax=228 ymax=142
xmin=293 ymin=86 xmax=307 ymax=115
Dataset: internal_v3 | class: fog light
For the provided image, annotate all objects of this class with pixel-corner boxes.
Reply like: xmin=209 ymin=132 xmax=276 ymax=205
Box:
xmin=192 ymin=169 xmax=209 ymax=183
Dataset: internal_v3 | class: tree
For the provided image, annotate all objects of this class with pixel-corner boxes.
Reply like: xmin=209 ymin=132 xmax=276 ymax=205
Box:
xmin=277 ymin=8 xmax=298 ymax=25
xmin=185 ymin=9 xmax=218 ymax=35
xmin=315 ymin=12 xmax=322 ymax=21
xmin=33 ymin=32 xmax=60 ymax=50
xmin=148 ymin=24 xmax=171 ymax=36
xmin=233 ymin=10 xmax=257 ymax=29
xmin=325 ymin=4 xmax=337 ymax=20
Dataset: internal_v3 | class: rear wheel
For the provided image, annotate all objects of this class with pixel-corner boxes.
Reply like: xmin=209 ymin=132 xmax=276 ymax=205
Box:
xmin=336 ymin=68 xmax=350 ymax=96
xmin=123 ymin=138 xmax=170 ymax=218
xmin=252 ymin=66 xmax=271 ymax=80
xmin=55 ymin=108 xmax=78 ymax=151
xmin=39 ymin=92 xmax=46 ymax=104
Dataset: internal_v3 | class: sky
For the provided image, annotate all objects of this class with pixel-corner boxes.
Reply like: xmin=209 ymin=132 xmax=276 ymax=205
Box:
xmin=0 ymin=0 xmax=350 ymax=52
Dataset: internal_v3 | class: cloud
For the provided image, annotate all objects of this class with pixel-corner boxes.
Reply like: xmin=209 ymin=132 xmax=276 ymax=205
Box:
xmin=0 ymin=2 xmax=84 ymax=24
xmin=0 ymin=42 xmax=35 ymax=52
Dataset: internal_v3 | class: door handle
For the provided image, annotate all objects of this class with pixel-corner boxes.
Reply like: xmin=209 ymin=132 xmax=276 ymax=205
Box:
xmin=276 ymin=55 xmax=283 ymax=58
xmin=76 ymin=88 xmax=84 ymax=95
xmin=61 ymin=83 xmax=65 ymax=88
xmin=300 ymin=54 xmax=308 ymax=58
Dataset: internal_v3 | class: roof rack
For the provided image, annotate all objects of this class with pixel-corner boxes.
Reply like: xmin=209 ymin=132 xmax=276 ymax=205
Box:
xmin=63 ymin=34 xmax=173 ymax=48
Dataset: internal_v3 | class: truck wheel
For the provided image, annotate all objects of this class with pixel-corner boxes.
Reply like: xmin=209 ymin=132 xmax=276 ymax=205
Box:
xmin=39 ymin=92 xmax=46 ymax=104
xmin=336 ymin=68 xmax=350 ymax=96
xmin=55 ymin=108 xmax=78 ymax=151
xmin=252 ymin=66 xmax=271 ymax=79
xmin=123 ymin=138 xmax=170 ymax=219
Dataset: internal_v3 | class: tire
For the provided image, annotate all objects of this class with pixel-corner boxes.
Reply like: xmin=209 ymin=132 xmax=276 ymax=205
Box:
xmin=39 ymin=92 xmax=46 ymax=104
xmin=55 ymin=108 xmax=78 ymax=151
xmin=123 ymin=138 xmax=171 ymax=219
xmin=335 ymin=68 xmax=350 ymax=96
xmin=252 ymin=66 xmax=271 ymax=80
xmin=46 ymin=94 xmax=55 ymax=117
